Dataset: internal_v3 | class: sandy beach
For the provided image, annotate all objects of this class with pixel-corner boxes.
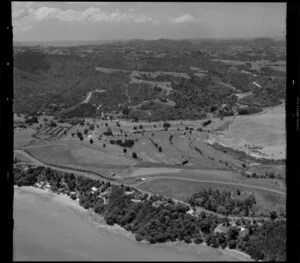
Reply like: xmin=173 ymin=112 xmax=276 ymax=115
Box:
xmin=14 ymin=186 xmax=252 ymax=261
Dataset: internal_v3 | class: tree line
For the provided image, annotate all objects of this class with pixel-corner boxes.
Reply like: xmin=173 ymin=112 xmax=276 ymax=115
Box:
xmin=13 ymin=164 xmax=286 ymax=261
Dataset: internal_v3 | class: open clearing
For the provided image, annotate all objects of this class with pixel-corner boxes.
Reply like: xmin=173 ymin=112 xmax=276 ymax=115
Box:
xmin=14 ymin=128 xmax=37 ymax=148
xmin=138 ymin=177 xmax=285 ymax=215
xmin=23 ymin=140 xmax=137 ymax=172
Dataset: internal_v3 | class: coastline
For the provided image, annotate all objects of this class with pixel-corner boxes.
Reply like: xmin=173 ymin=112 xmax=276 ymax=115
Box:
xmin=209 ymin=103 xmax=285 ymax=161
xmin=14 ymin=185 xmax=252 ymax=261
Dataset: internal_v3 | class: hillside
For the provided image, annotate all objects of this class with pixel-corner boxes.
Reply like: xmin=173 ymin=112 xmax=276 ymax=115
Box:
xmin=13 ymin=39 xmax=285 ymax=120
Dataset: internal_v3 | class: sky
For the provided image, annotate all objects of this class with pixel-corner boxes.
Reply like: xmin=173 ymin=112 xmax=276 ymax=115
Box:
xmin=12 ymin=2 xmax=286 ymax=41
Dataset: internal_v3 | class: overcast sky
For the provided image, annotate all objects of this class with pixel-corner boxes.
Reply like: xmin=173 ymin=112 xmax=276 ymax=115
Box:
xmin=12 ymin=2 xmax=286 ymax=41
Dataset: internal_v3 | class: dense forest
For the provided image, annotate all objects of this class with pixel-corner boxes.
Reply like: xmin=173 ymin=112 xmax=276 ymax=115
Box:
xmin=188 ymin=188 xmax=257 ymax=217
xmin=13 ymin=163 xmax=286 ymax=261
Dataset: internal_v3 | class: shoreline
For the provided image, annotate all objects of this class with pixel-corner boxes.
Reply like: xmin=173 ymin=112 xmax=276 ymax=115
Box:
xmin=209 ymin=103 xmax=285 ymax=161
xmin=14 ymin=185 xmax=252 ymax=261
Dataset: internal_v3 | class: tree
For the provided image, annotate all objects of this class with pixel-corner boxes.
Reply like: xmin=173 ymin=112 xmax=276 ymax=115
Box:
xmin=163 ymin=122 xmax=171 ymax=128
xmin=269 ymin=211 xmax=277 ymax=221
xmin=25 ymin=115 xmax=38 ymax=124
xmin=49 ymin=120 xmax=57 ymax=127
xmin=228 ymin=240 xmax=237 ymax=249
xmin=84 ymin=128 xmax=89 ymax=135
xmin=123 ymin=148 xmax=127 ymax=153
xmin=90 ymin=139 xmax=93 ymax=144
xmin=122 ymin=107 xmax=129 ymax=115
xmin=132 ymin=152 xmax=137 ymax=159
xmin=158 ymin=146 xmax=162 ymax=153
xmin=104 ymin=127 xmax=113 ymax=136
xmin=227 ymin=226 xmax=240 ymax=241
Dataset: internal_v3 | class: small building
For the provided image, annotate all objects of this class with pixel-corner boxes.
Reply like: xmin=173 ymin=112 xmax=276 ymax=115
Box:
xmin=186 ymin=209 xmax=194 ymax=215
xmin=131 ymin=199 xmax=142 ymax=203
xmin=124 ymin=191 xmax=134 ymax=195
xmin=91 ymin=187 xmax=98 ymax=192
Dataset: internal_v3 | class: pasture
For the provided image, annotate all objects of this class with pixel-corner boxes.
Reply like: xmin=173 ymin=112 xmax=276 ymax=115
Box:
xmin=14 ymin=128 xmax=37 ymax=148
xmin=138 ymin=177 xmax=285 ymax=216
xmin=23 ymin=140 xmax=137 ymax=178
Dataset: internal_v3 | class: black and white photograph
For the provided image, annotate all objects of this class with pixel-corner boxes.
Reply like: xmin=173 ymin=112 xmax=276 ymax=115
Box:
xmin=11 ymin=1 xmax=287 ymax=261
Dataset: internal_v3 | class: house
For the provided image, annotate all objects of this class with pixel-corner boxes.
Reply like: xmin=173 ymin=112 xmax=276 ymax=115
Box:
xmin=214 ymin=223 xmax=228 ymax=234
xmin=186 ymin=209 xmax=194 ymax=215
xmin=91 ymin=186 xmax=98 ymax=192
xmin=131 ymin=199 xmax=142 ymax=203
xmin=152 ymin=200 xmax=165 ymax=208
xmin=124 ymin=191 xmax=134 ymax=195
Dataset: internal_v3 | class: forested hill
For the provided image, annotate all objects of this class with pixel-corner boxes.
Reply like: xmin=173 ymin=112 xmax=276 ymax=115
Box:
xmin=13 ymin=40 xmax=285 ymax=120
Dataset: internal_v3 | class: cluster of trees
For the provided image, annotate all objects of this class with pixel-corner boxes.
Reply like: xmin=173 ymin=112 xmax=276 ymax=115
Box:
xmin=169 ymin=134 xmax=174 ymax=144
xmin=66 ymin=118 xmax=85 ymax=126
xmin=163 ymin=122 xmax=171 ymax=128
xmin=149 ymin=138 xmax=162 ymax=153
xmin=24 ymin=115 xmax=38 ymax=124
xmin=202 ymin=120 xmax=212 ymax=127
xmin=76 ymin=130 xmax=83 ymax=141
xmin=238 ymin=106 xmax=263 ymax=115
xmin=188 ymin=188 xmax=257 ymax=217
xmin=103 ymin=127 xmax=113 ymax=136
xmin=109 ymin=139 xmax=135 ymax=148
xmin=59 ymin=104 xmax=97 ymax=119
xmin=13 ymin=165 xmax=286 ymax=261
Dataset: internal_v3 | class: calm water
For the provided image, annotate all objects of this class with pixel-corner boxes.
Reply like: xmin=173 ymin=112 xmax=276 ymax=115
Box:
xmin=14 ymin=187 xmax=245 ymax=261
xmin=217 ymin=105 xmax=285 ymax=159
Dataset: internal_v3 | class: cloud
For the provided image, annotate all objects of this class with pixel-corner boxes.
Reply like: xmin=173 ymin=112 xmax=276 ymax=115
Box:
xmin=12 ymin=9 xmax=25 ymax=19
xmin=12 ymin=5 xmax=159 ymax=32
xmin=18 ymin=6 xmax=157 ymax=24
xmin=170 ymin=14 xmax=197 ymax=24
xmin=28 ymin=7 xmax=101 ymax=22
xmin=65 ymin=2 xmax=112 ymax=6
xmin=90 ymin=11 xmax=153 ymax=23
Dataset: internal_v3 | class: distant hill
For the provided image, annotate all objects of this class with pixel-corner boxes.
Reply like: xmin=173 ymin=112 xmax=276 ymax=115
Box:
xmin=13 ymin=42 xmax=285 ymax=119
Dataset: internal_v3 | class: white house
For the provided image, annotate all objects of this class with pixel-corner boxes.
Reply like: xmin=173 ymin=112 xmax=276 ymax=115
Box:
xmin=186 ymin=209 xmax=194 ymax=215
xmin=91 ymin=187 xmax=98 ymax=192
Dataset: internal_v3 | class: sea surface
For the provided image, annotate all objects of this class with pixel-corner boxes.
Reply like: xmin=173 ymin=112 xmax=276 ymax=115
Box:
xmin=13 ymin=187 xmax=248 ymax=261
xmin=215 ymin=105 xmax=285 ymax=159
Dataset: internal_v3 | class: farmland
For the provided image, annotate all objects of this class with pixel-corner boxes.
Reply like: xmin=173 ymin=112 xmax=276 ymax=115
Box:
xmin=13 ymin=37 xmax=286 ymax=261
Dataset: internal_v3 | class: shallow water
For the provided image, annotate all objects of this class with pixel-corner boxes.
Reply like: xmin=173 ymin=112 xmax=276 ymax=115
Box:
xmin=13 ymin=187 xmax=247 ymax=261
xmin=216 ymin=105 xmax=285 ymax=159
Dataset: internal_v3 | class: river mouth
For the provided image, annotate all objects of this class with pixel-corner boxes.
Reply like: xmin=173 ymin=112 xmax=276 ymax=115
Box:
xmin=13 ymin=187 xmax=251 ymax=261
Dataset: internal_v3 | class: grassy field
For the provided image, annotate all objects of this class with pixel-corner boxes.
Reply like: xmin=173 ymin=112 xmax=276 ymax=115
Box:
xmin=14 ymin=128 xmax=37 ymax=148
xmin=129 ymin=168 xmax=285 ymax=192
xmin=138 ymin=177 xmax=285 ymax=215
xmin=24 ymin=140 xmax=137 ymax=168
